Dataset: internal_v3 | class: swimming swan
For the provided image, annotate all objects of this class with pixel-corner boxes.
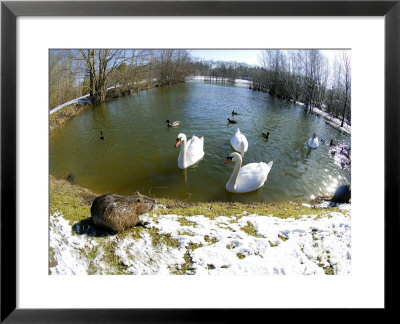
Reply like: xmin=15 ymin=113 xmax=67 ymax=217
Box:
xmin=175 ymin=133 xmax=205 ymax=169
xmin=224 ymin=152 xmax=273 ymax=193
xmin=307 ymin=132 xmax=319 ymax=149
xmin=230 ymin=127 xmax=248 ymax=156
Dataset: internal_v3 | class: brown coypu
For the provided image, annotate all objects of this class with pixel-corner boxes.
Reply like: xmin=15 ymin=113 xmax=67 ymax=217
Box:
xmin=90 ymin=192 xmax=156 ymax=232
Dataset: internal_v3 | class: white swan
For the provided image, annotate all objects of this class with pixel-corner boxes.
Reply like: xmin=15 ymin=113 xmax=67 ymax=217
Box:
xmin=230 ymin=127 xmax=248 ymax=156
xmin=308 ymin=132 xmax=319 ymax=149
xmin=175 ymin=133 xmax=205 ymax=169
xmin=224 ymin=152 xmax=273 ymax=193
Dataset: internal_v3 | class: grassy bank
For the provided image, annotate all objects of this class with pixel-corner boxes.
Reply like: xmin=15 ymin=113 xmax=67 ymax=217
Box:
xmin=49 ymin=103 xmax=91 ymax=134
xmin=49 ymin=176 xmax=351 ymax=275
xmin=50 ymin=175 xmax=338 ymax=227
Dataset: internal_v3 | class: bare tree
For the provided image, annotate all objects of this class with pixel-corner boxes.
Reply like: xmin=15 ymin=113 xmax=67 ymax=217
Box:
xmin=297 ymin=50 xmax=325 ymax=112
xmin=79 ymin=49 xmax=129 ymax=104
xmin=259 ymin=50 xmax=285 ymax=96
xmin=149 ymin=50 xmax=191 ymax=86
xmin=339 ymin=51 xmax=351 ymax=126
xmin=49 ymin=50 xmax=83 ymax=108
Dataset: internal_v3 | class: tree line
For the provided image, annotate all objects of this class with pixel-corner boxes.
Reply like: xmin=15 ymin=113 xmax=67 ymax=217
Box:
xmin=252 ymin=50 xmax=351 ymax=126
xmin=171 ymin=51 xmax=351 ymax=126
xmin=191 ymin=60 xmax=254 ymax=81
xmin=50 ymin=49 xmax=350 ymax=126
xmin=49 ymin=49 xmax=192 ymax=108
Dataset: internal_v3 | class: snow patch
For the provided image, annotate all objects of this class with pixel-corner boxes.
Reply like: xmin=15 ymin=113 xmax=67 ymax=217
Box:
xmin=50 ymin=208 xmax=351 ymax=275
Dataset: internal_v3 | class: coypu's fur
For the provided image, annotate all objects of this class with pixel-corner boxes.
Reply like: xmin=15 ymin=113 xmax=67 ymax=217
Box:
xmin=90 ymin=192 xmax=156 ymax=232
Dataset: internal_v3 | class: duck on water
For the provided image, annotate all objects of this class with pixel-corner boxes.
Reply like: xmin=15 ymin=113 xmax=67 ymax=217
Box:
xmin=166 ymin=120 xmax=180 ymax=127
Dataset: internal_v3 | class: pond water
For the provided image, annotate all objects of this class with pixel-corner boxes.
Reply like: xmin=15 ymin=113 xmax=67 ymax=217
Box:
xmin=49 ymin=81 xmax=351 ymax=202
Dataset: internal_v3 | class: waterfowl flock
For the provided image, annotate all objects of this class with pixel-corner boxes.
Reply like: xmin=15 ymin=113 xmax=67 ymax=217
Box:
xmin=98 ymin=111 xmax=349 ymax=196
xmin=329 ymin=142 xmax=351 ymax=170
xmin=172 ymin=127 xmax=273 ymax=194
xmin=163 ymin=112 xmax=349 ymax=194
xmin=168 ymin=112 xmax=274 ymax=194
xmin=306 ymin=133 xmax=351 ymax=170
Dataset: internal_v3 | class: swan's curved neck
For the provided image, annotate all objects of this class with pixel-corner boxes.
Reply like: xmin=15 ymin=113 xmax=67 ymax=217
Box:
xmin=179 ymin=137 xmax=187 ymax=167
xmin=227 ymin=156 xmax=242 ymax=191
xmin=239 ymin=141 xmax=245 ymax=156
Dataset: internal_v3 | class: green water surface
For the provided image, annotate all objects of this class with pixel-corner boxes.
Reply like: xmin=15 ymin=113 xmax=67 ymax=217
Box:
xmin=49 ymin=81 xmax=350 ymax=202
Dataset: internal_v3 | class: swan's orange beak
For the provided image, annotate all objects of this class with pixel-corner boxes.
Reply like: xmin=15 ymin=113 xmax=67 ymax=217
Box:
xmin=223 ymin=158 xmax=232 ymax=165
xmin=175 ymin=139 xmax=181 ymax=148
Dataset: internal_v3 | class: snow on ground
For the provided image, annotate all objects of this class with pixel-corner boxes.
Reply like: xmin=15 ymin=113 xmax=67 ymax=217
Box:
xmin=50 ymin=85 xmax=124 ymax=115
xmin=189 ymin=75 xmax=251 ymax=85
xmin=294 ymin=101 xmax=351 ymax=135
xmin=49 ymin=206 xmax=351 ymax=275
xmin=49 ymin=95 xmax=91 ymax=115
xmin=50 ymin=211 xmax=91 ymax=275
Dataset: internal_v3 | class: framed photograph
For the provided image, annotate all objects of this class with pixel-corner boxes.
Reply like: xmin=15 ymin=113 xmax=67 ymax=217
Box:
xmin=1 ymin=0 xmax=398 ymax=322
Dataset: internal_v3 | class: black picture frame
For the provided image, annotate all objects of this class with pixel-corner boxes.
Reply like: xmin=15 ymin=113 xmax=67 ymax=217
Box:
xmin=1 ymin=1 xmax=398 ymax=322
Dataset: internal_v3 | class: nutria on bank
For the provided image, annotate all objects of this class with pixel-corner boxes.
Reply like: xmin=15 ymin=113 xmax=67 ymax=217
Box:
xmin=90 ymin=192 xmax=156 ymax=232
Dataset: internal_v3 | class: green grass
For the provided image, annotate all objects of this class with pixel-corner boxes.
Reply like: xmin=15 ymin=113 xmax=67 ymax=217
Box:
xmin=240 ymin=222 xmax=261 ymax=238
xmin=148 ymin=227 xmax=180 ymax=249
xmin=50 ymin=175 xmax=97 ymax=225
xmin=48 ymin=248 xmax=57 ymax=273
xmin=178 ymin=230 xmax=195 ymax=236
xmin=204 ymin=235 xmax=218 ymax=244
xmin=87 ymin=245 xmax=99 ymax=260
xmin=50 ymin=176 xmax=339 ymax=228
xmin=171 ymin=243 xmax=203 ymax=275
xmin=151 ymin=197 xmax=338 ymax=220
xmin=177 ymin=217 xmax=198 ymax=227
xmin=236 ymin=253 xmax=246 ymax=259
xmin=50 ymin=104 xmax=91 ymax=134
xmin=86 ymin=245 xmax=101 ymax=275
xmin=177 ymin=251 xmax=195 ymax=275
xmin=187 ymin=242 xmax=202 ymax=250
xmin=311 ymin=229 xmax=319 ymax=241
xmin=278 ymin=234 xmax=289 ymax=242
xmin=98 ymin=240 xmax=129 ymax=275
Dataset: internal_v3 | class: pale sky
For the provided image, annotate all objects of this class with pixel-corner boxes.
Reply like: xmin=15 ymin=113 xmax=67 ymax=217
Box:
xmin=190 ymin=49 xmax=343 ymax=67
xmin=190 ymin=50 xmax=263 ymax=66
